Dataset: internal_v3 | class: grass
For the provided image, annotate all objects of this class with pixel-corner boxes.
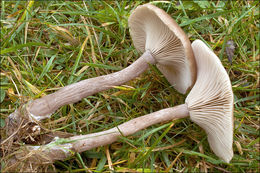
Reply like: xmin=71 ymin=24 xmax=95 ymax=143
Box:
xmin=0 ymin=0 xmax=259 ymax=172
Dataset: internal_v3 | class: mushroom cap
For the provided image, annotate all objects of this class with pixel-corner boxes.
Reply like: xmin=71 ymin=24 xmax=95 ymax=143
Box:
xmin=128 ymin=4 xmax=196 ymax=94
xmin=186 ymin=40 xmax=234 ymax=163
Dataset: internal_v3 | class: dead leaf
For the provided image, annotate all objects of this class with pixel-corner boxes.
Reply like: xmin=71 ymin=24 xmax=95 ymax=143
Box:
xmin=75 ymin=65 xmax=89 ymax=76
xmin=47 ymin=24 xmax=79 ymax=46
xmin=105 ymin=146 xmax=114 ymax=171
xmin=23 ymin=79 xmax=46 ymax=96
xmin=129 ymin=152 xmax=135 ymax=163
xmin=102 ymin=93 xmax=110 ymax=99
xmin=250 ymin=54 xmax=259 ymax=61
xmin=7 ymin=10 xmax=22 ymax=19
xmin=218 ymin=16 xmax=229 ymax=27
xmin=226 ymin=40 xmax=235 ymax=64
xmin=235 ymin=141 xmax=243 ymax=155
xmin=7 ymin=57 xmax=22 ymax=81
xmin=7 ymin=88 xmax=18 ymax=102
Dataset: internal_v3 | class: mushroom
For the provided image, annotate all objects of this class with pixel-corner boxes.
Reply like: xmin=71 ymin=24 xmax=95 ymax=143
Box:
xmin=16 ymin=39 xmax=233 ymax=165
xmin=186 ymin=39 xmax=234 ymax=162
xmin=8 ymin=3 xmax=196 ymax=121
xmin=129 ymin=3 xmax=196 ymax=94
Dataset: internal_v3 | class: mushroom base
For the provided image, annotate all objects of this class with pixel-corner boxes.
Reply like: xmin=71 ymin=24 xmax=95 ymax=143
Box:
xmin=6 ymin=104 xmax=188 ymax=171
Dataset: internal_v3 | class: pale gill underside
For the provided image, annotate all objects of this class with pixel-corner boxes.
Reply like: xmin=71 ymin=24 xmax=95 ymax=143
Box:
xmin=186 ymin=40 xmax=234 ymax=163
xmin=128 ymin=4 xmax=193 ymax=94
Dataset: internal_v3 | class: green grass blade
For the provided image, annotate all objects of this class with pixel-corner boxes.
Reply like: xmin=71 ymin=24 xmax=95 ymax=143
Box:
xmin=179 ymin=10 xmax=233 ymax=27
xmin=67 ymin=36 xmax=88 ymax=84
xmin=36 ymin=54 xmax=56 ymax=84
xmin=0 ymin=42 xmax=49 ymax=54
xmin=82 ymin=62 xmax=121 ymax=71
xmin=96 ymin=154 xmax=107 ymax=172
xmin=132 ymin=122 xmax=174 ymax=168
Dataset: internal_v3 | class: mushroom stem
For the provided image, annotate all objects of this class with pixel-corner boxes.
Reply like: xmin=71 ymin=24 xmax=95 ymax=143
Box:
xmin=23 ymin=104 xmax=189 ymax=162
xmin=70 ymin=104 xmax=189 ymax=152
xmin=28 ymin=50 xmax=155 ymax=118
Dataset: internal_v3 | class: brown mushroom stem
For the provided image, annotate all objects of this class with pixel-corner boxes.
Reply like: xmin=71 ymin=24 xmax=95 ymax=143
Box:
xmin=22 ymin=104 xmax=188 ymax=163
xmin=28 ymin=50 xmax=155 ymax=118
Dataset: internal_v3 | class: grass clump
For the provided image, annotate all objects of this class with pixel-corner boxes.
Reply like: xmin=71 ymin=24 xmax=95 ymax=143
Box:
xmin=0 ymin=1 xmax=259 ymax=172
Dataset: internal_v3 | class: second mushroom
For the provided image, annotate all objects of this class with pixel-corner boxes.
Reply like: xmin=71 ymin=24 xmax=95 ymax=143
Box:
xmin=14 ymin=40 xmax=234 ymax=166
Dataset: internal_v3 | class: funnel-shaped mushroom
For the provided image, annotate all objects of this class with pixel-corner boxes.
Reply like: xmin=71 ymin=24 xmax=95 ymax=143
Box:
xmin=186 ymin=39 xmax=234 ymax=162
xmin=16 ymin=39 xmax=233 ymax=165
xmin=8 ymin=3 xmax=195 ymax=121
